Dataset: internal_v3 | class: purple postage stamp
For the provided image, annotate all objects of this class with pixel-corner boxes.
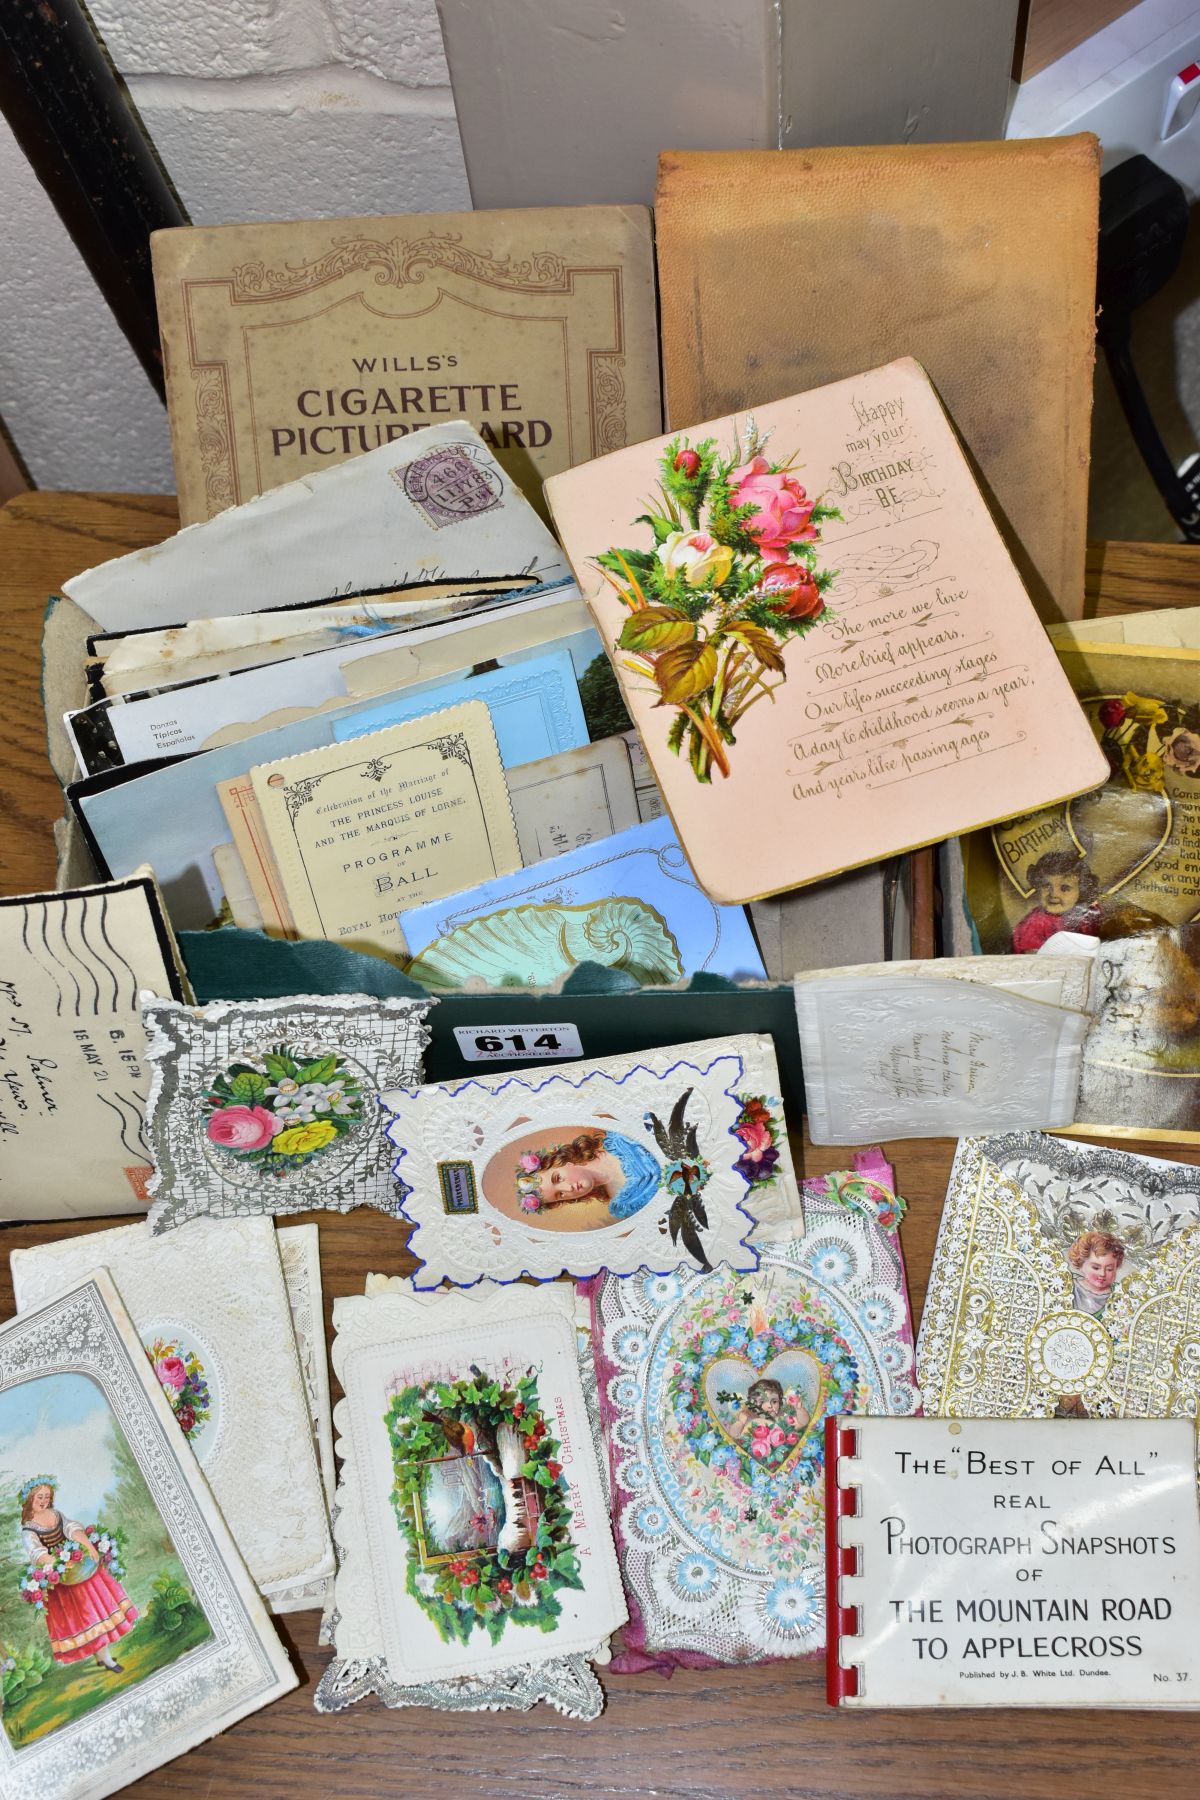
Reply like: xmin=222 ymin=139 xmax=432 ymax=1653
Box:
xmin=396 ymin=444 xmax=504 ymax=529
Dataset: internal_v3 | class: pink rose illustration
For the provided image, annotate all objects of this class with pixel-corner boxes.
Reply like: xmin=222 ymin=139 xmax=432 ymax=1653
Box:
xmin=734 ymin=1118 xmax=773 ymax=1162
xmin=206 ymin=1104 xmax=282 ymax=1151
xmin=758 ymin=560 xmax=824 ymax=621
xmin=155 ymin=1354 xmax=187 ymax=1390
xmin=729 ymin=456 xmax=816 ymax=555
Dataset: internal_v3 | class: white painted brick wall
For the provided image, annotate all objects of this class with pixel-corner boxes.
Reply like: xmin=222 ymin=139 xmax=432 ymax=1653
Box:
xmin=1 ymin=0 xmax=467 ymax=491
xmin=0 ymin=117 xmax=174 ymax=493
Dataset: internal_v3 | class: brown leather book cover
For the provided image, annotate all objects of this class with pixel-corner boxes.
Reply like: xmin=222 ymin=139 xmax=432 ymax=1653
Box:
xmin=656 ymin=137 xmax=1099 ymax=625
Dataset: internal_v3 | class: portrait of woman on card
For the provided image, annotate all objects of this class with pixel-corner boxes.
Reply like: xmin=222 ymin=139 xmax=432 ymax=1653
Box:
xmin=481 ymin=1125 xmax=663 ymax=1233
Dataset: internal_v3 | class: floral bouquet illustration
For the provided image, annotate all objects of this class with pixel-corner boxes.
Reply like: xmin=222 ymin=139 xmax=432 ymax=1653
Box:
xmin=146 ymin=1337 xmax=210 ymax=1443
xmin=1090 ymin=691 xmax=1200 ymax=794
xmin=597 ymin=421 xmax=840 ymax=782
xmin=21 ymin=1523 xmax=124 ymax=1608
xmin=386 ymin=1366 xmax=582 ymax=1648
xmin=731 ymin=1095 xmax=784 ymax=1189
xmin=202 ymin=1042 xmax=365 ymax=1174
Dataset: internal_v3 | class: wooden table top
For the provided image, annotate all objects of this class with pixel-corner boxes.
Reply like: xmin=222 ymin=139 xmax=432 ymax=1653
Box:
xmin=2 ymin=492 xmax=1199 ymax=1799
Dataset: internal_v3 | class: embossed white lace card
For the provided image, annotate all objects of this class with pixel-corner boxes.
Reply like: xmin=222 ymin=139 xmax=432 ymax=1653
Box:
xmin=142 ymin=993 xmax=431 ymax=1230
xmin=0 ymin=1272 xmax=294 ymax=1799
xmin=315 ymin=1282 xmax=625 ymax=1719
xmin=918 ymin=1131 xmax=1200 ymax=1425
xmin=382 ymin=1033 xmax=803 ymax=1287
xmin=277 ymin=1224 xmax=338 ymax=1620
xmin=794 ymin=974 xmax=1090 ymax=1144
xmin=584 ymin=1151 xmax=919 ymax=1670
xmin=10 ymin=1216 xmax=334 ymax=1612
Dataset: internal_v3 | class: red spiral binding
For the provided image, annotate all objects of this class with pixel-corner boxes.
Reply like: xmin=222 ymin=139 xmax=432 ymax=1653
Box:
xmin=824 ymin=1415 xmax=860 ymax=1706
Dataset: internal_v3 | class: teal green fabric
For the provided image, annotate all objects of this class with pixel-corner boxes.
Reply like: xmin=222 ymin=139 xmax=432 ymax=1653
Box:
xmin=176 ymin=928 xmax=802 ymax=1112
xmin=179 ymin=928 xmax=429 ymax=1002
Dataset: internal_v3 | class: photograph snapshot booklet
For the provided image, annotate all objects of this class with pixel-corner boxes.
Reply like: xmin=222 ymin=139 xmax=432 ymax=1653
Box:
xmin=0 ymin=1273 xmax=294 ymax=1798
xmin=151 ymin=204 xmax=663 ymax=522
xmin=545 ymin=357 xmax=1107 ymax=903
xmin=586 ymin=1150 xmax=918 ymax=1670
xmin=10 ymin=1217 xmax=335 ymax=1612
xmin=828 ymin=1417 xmax=1200 ymax=1708
xmin=383 ymin=1034 xmax=802 ymax=1287
xmin=918 ymin=1131 xmax=1200 ymax=1424
xmin=317 ymin=1281 xmax=625 ymax=1719
xmin=0 ymin=872 xmax=187 ymax=1221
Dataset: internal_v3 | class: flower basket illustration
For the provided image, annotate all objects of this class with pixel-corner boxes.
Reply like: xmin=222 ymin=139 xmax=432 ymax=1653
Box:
xmin=596 ymin=421 xmax=840 ymax=783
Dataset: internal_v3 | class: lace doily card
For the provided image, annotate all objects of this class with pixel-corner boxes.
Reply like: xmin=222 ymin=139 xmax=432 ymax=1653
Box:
xmin=794 ymin=974 xmax=1089 ymax=1144
xmin=0 ymin=1272 xmax=294 ymax=1799
xmin=382 ymin=1033 xmax=801 ymax=1288
xmin=919 ymin=1132 xmax=1200 ymax=1422
xmin=143 ymin=993 xmax=431 ymax=1231
xmin=584 ymin=1150 xmax=920 ymax=1670
xmin=277 ymin=1224 xmax=337 ymax=1621
xmin=10 ymin=1217 xmax=334 ymax=1612
xmin=316 ymin=1282 xmax=624 ymax=1718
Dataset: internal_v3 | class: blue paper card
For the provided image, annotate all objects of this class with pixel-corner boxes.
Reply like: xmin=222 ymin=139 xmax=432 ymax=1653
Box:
xmin=332 ymin=650 xmax=588 ymax=769
xmin=398 ymin=815 xmax=766 ymax=988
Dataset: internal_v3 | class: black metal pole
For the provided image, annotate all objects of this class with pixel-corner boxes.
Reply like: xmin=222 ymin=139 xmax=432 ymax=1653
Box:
xmin=0 ymin=0 xmax=188 ymax=400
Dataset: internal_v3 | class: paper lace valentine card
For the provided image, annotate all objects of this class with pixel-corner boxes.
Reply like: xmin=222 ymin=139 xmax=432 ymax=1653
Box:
xmin=0 ymin=872 xmax=187 ymax=1221
xmin=316 ymin=1282 xmax=625 ymax=1718
xmin=585 ymin=1151 xmax=918 ymax=1669
xmin=544 ymin=356 xmax=1107 ymax=904
xmin=794 ymin=971 xmax=1091 ymax=1144
xmin=10 ymin=1217 xmax=334 ymax=1610
xmin=276 ymin=1224 xmax=338 ymax=1620
xmin=0 ymin=1272 xmax=294 ymax=1799
xmin=918 ymin=1132 xmax=1200 ymax=1421
xmin=382 ymin=1034 xmax=802 ymax=1287
xmin=143 ymin=993 xmax=431 ymax=1231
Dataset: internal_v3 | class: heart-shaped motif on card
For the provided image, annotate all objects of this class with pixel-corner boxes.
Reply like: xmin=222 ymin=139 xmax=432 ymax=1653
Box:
xmin=702 ymin=1349 xmax=827 ymax=1475
xmin=1065 ymin=783 xmax=1172 ymax=901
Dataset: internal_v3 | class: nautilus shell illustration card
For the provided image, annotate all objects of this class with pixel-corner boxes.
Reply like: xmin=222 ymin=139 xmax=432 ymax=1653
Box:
xmin=0 ymin=871 xmax=187 ymax=1221
xmin=10 ymin=1216 xmax=334 ymax=1612
xmin=399 ymin=815 xmax=766 ymax=990
xmin=383 ymin=1033 xmax=801 ymax=1287
xmin=142 ymin=993 xmax=431 ymax=1232
xmin=0 ymin=1271 xmax=294 ymax=1799
xmin=918 ymin=1131 xmax=1200 ymax=1424
xmin=545 ymin=355 xmax=1107 ymax=904
xmin=584 ymin=1150 xmax=919 ymax=1668
xmin=317 ymin=1282 xmax=625 ymax=1719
